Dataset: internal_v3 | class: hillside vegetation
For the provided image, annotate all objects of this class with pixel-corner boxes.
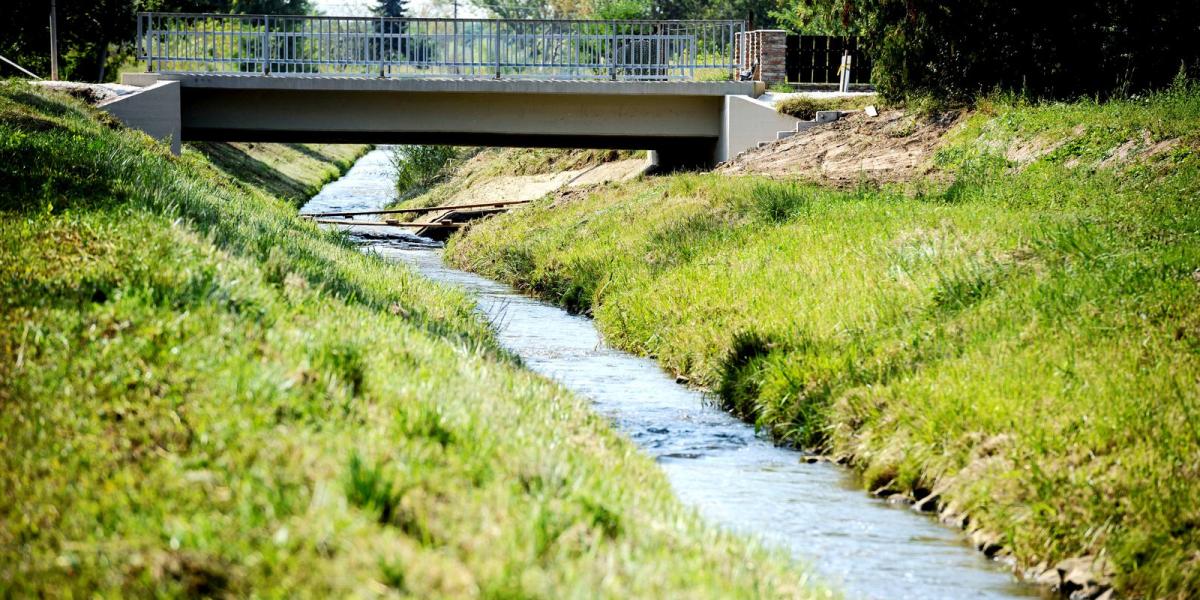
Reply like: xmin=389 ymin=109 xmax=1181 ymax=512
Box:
xmin=393 ymin=147 xmax=642 ymax=210
xmin=447 ymin=87 xmax=1200 ymax=597
xmin=189 ymin=141 xmax=369 ymax=206
xmin=0 ymin=82 xmax=823 ymax=597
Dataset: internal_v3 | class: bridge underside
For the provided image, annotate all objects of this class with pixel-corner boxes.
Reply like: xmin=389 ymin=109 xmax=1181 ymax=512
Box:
xmin=116 ymin=75 xmax=792 ymax=169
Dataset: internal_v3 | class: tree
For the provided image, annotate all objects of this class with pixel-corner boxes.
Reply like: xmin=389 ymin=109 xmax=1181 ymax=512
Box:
xmin=371 ymin=0 xmax=408 ymax=65
xmin=1 ymin=0 xmax=314 ymax=83
xmin=469 ymin=0 xmax=552 ymax=19
xmin=372 ymin=0 xmax=409 ymax=18
xmin=778 ymin=0 xmax=1200 ymax=100
xmin=594 ymin=0 xmax=650 ymax=19
xmin=4 ymin=0 xmax=149 ymax=82
xmin=226 ymin=0 xmax=313 ymax=14
xmin=769 ymin=0 xmax=854 ymax=34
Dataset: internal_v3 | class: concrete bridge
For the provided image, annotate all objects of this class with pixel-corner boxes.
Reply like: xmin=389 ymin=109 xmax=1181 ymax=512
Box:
xmin=106 ymin=14 xmax=800 ymax=168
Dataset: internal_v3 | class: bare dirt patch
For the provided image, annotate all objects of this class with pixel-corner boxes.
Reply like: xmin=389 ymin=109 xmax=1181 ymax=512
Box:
xmin=436 ymin=158 xmax=646 ymax=206
xmin=719 ymin=109 xmax=963 ymax=186
xmin=32 ymin=81 xmax=139 ymax=105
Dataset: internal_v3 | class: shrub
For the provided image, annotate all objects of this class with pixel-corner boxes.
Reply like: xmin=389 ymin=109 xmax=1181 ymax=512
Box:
xmin=392 ymin=145 xmax=459 ymax=195
xmin=788 ymin=1 xmax=1200 ymax=100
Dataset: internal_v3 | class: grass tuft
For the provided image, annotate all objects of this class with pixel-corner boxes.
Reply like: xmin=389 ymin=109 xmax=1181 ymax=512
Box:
xmin=750 ymin=181 xmax=811 ymax=223
xmin=345 ymin=453 xmax=399 ymax=523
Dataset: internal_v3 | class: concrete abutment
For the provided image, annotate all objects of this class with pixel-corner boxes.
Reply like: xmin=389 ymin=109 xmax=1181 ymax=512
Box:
xmin=116 ymin=74 xmax=796 ymax=168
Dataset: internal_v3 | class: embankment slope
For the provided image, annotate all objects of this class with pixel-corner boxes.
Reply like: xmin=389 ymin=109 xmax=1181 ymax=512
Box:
xmin=189 ymin=141 xmax=369 ymax=206
xmin=446 ymin=90 xmax=1200 ymax=597
xmin=0 ymin=82 xmax=821 ymax=598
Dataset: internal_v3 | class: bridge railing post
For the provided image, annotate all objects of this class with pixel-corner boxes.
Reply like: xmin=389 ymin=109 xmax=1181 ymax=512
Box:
xmin=261 ymin=15 xmax=270 ymax=75
xmin=137 ymin=14 xmax=145 ymax=71
xmin=378 ymin=16 xmax=386 ymax=78
xmin=609 ymin=21 xmax=617 ymax=81
xmin=494 ymin=20 xmax=501 ymax=79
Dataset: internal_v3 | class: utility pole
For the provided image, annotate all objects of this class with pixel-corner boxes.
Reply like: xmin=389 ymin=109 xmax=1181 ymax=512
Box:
xmin=49 ymin=0 xmax=59 ymax=80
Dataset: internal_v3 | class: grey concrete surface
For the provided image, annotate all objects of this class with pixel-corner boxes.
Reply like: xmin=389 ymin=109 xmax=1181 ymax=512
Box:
xmin=139 ymin=73 xmax=760 ymax=97
xmin=115 ymin=73 xmax=790 ymax=167
xmin=98 ymin=80 xmax=181 ymax=155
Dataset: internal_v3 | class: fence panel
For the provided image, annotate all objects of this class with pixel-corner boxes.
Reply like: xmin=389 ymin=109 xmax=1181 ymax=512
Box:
xmin=786 ymin=35 xmax=872 ymax=84
xmin=137 ymin=13 xmax=744 ymax=81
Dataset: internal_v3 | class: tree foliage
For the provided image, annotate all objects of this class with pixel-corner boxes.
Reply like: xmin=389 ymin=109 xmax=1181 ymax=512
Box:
xmin=780 ymin=0 xmax=1200 ymax=100
xmin=470 ymin=0 xmax=787 ymax=28
xmin=2 ymin=0 xmax=312 ymax=83
xmin=5 ymin=0 xmax=146 ymax=82
xmin=371 ymin=0 xmax=409 ymax=18
xmin=391 ymin=145 xmax=460 ymax=195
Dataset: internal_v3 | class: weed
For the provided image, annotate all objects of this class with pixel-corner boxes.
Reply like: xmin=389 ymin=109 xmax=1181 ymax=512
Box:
xmin=391 ymin=145 xmax=460 ymax=196
xmin=750 ymin=181 xmax=810 ymax=223
xmin=930 ymin=259 xmax=1004 ymax=312
xmin=345 ymin=453 xmax=399 ymax=523
xmin=776 ymin=94 xmax=880 ymax=119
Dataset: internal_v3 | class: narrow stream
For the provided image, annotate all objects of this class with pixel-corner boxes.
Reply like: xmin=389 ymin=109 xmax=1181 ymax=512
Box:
xmin=304 ymin=148 xmax=1041 ymax=600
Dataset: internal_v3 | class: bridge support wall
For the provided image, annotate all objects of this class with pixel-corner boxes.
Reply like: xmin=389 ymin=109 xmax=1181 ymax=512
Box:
xmin=717 ymin=95 xmax=801 ymax=163
xmin=177 ymin=87 xmax=723 ymax=149
xmin=115 ymin=75 xmax=793 ymax=168
xmin=99 ymin=80 xmax=181 ymax=155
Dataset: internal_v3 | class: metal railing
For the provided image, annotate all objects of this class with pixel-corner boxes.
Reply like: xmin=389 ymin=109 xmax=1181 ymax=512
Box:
xmin=137 ymin=13 xmax=743 ymax=81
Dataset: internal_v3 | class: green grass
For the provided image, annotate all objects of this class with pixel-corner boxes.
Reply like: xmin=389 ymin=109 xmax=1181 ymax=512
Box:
xmin=391 ymin=145 xmax=462 ymax=198
xmin=189 ymin=141 xmax=369 ymax=206
xmin=390 ymin=147 xmax=644 ymax=211
xmin=447 ymin=85 xmax=1200 ymax=596
xmin=775 ymin=94 xmax=880 ymax=120
xmin=0 ymin=82 xmax=826 ymax=598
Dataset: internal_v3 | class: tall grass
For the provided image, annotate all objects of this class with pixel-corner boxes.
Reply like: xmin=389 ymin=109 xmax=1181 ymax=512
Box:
xmin=447 ymin=87 xmax=1200 ymax=596
xmin=391 ymin=144 xmax=460 ymax=196
xmin=189 ymin=142 xmax=369 ymax=206
xmin=0 ymin=81 xmax=822 ymax=598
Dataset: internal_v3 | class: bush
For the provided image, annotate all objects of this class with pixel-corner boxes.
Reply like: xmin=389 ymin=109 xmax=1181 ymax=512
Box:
xmin=391 ymin=145 xmax=459 ymax=194
xmin=789 ymin=1 xmax=1200 ymax=101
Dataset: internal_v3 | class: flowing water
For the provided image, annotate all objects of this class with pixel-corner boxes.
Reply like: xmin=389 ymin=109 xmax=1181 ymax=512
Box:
xmin=303 ymin=148 xmax=1041 ymax=599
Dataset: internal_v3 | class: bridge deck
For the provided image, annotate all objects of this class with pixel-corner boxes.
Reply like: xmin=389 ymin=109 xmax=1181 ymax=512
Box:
xmin=117 ymin=70 xmax=781 ymax=168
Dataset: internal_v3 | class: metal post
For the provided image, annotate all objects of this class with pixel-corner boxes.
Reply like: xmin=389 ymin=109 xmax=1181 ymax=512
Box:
xmin=494 ymin=20 xmax=501 ymax=79
xmin=378 ymin=17 xmax=385 ymax=78
xmin=731 ymin=23 xmax=739 ymax=79
xmin=49 ymin=0 xmax=59 ymax=80
xmin=262 ymin=15 xmax=270 ymax=75
xmin=136 ymin=14 xmax=144 ymax=72
xmin=838 ymin=49 xmax=850 ymax=93
xmin=609 ymin=21 xmax=616 ymax=81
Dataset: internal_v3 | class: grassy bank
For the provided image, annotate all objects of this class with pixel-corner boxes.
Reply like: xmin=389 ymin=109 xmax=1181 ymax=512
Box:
xmin=189 ymin=141 xmax=369 ymax=206
xmin=0 ymin=82 xmax=822 ymax=597
xmin=392 ymin=147 xmax=643 ymax=209
xmin=447 ymin=88 xmax=1200 ymax=596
